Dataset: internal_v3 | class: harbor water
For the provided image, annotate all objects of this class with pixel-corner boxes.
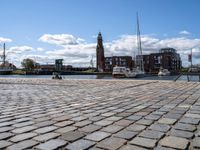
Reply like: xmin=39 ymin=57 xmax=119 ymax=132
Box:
xmin=0 ymin=74 xmax=199 ymax=82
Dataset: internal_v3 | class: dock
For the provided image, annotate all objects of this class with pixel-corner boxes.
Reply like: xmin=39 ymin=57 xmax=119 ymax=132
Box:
xmin=0 ymin=78 xmax=199 ymax=149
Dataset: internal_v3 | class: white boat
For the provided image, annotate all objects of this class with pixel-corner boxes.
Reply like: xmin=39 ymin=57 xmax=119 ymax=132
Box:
xmin=132 ymin=67 xmax=145 ymax=78
xmin=158 ymin=68 xmax=170 ymax=76
xmin=112 ymin=66 xmax=136 ymax=78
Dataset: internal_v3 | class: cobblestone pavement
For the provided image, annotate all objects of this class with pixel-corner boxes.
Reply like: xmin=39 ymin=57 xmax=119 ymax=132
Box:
xmin=0 ymin=78 xmax=200 ymax=150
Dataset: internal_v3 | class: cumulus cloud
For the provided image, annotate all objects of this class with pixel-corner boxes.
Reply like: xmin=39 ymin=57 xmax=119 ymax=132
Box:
xmin=179 ymin=30 xmax=190 ymax=35
xmin=8 ymin=46 xmax=34 ymax=54
xmin=39 ymin=34 xmax=84 ymax=46
xmin=5 ymin=33 xmax=200 ymax=67
xmin=37 ymin=33 xmax=200 ymax=67
xmin=0 ymin=37 xmax=12 ymax=43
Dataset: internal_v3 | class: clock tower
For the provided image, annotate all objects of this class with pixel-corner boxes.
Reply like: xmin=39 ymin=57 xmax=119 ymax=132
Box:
xmin=96 ymin=32 xmax=105 ymax=72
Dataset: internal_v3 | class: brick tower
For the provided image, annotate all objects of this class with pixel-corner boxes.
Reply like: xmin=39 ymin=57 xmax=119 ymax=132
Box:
xmin=96 ymin=32 xmax=105 ymax=72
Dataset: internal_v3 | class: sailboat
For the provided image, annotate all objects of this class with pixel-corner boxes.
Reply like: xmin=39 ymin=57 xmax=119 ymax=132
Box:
xmin=132 ymin=13 xmax=145 ymax=78
xmin=112 ymin=13 xmax=145 ymax=78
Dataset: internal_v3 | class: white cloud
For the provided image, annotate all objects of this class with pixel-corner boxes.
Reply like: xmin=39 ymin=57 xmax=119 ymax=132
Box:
xmin=179 ymin=30 xmax=190 ymax=35
xmin=5 ymin=33 xmax=200 ymax=68
xmin=39 ymin=34 xmax=84 ymax=46
xmin=0 ymin=37 xmax=12 ymax=43
xmin=8 ymin=46 xmax=34 ymax=54
xmin=37 ymin=47 xmax=44 ymax=51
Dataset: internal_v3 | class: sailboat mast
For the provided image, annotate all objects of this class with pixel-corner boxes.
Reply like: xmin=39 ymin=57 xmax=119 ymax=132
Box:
xmin=136 ymin=13 xmax=144 ymax=72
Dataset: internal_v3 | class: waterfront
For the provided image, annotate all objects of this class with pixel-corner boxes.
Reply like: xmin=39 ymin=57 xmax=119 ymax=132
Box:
xmin=0 ymin=78 xmax=199 ymax=149
xmin=0 ymin=74 xmax=199 ymax=82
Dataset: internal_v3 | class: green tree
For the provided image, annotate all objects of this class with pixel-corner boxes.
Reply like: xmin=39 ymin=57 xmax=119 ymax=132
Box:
xmin=21 ymin=58 xmax=35 ymax=71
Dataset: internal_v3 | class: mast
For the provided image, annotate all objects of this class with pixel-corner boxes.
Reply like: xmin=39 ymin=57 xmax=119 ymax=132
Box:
xmin=3 ymin=43 xmax=6 ymax=66
xmin=136 ymin=12 xmax=144 ymax=72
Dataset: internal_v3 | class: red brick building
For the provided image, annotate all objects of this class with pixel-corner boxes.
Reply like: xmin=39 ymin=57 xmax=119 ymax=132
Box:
xmin=139 ymin=48 xmax=182 ymax=74
xmin=105 ymin=56 xmax=134 ymax=72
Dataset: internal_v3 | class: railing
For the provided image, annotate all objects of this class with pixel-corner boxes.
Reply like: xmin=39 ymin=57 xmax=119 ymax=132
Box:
xmin=174 ymin=72 xmax=200 ymax=82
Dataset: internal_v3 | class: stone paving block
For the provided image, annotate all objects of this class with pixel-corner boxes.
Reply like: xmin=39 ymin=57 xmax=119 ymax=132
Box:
xmin=193 ymin=137 xmax=200 ymax=149
xmin=101 ymin=112 xmax=115 ymax=117
xmin=66 ymin=139 xmax=95 ymax=150
xmin=35 ymin=120 xmax=55 ymax=128
xmin=74 ymin=120 xmax=92 ymax=127
xmin=159 ymin=136 xmax=189 ymax=150
xmin=85 ymin=131 xmax=111 ymax=142
xmin=60 ymin=131 xmax=84 ymax=142
xmin=11 ymin=125 xmax=37 ymax=134
xmin=135 ymin=111 xmax=150 ymax=116
xmin=185 ymin=113 xmax=200 ymax=119
xmin=89 ymin=147 xmax=103 ymax=150
xmin=135 ymin=119 xmax=153 ymax=126
xmin=0 ymin=127 xmax=14 ymax=133
xmin=114 ymin=129 xmax=138 ymax=140
xmin=114 ymin=119 xmax=133 ymax=127
xmin=126 ymin=115 xmax=142 ymax=121
xmin=179 ymin=117 xmax=200 ymax=125
xmin=0 ymin=121 xmax=15 ymax=127
xmin=130 ymin=136 xmax=157 ymax=148
xmin=173 ymin=123 xmax=196 ymax=132
xmin=33 ymin=132 xmax=60 ymax=142
xmin=54 ymin=120 xmax=74 ymax=127
xmin=79 ymin=124 xmax=102 ymax=133
xmin=119 ymin=144 xmax=148 ymax=150
xmin=126 ymin=124 xmax=146 ymax=132
xmin=71 ymin=116 xmax=87 ymax=122
xmin=101 ymin=125 xmax=123 ymax=133
xmin=55 ymin=126 xmax=77 ymax=133
xmin=196 ymin=130 xmax=200 ymax=137
xmin=116 ymin=112 xmax=132 ymax=117
xmin=164 ymin=113 xmax=182 ymax=119
xmin=34 ymin=126 xmax=58 ymax=134
xmin=34 ymin=117 xmax=50 ymax=122
xmin=10 ymin=132 xmax=37 ymax=142
xmin=149 ymin=123 xmax=170 ymax=132
xmin=0 ymin=140 xmax=12 ymax=149
xmin=13 ymin=121 xmax=34 ymax=128
xmin=36 ymin=139 xmax=67 ymax=150
xmin=97 ymin=137 xmax=126 ymax=150
xmin=0 ymin=132 xmax=13 ymax=140
xmin=169 ymin=129 xmax=194 ymax=139
xmin=89 ymin=116 xmax=104 ymax=122
xmin=139 ymin=129 xmax=164 ymax=140
xmin=94 ymin=120 xmax=113 ymax=127
xmin=7 ymin=139 xmax=38 ymax=150
xmin=105 ymin=116 xmax=122 ymax=121
xmin=154 ymin=146 xmax=176 ymax=150
xmin=158 ymin=118 xmax=177 ymax=125
xmin=52 ymin=115 xmax=71 ymax=121
xmin=144 ymin=114 xmax=161 ymax=120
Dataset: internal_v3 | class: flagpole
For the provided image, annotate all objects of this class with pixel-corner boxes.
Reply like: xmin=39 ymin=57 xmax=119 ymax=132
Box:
xmin=191 ymin=49 xmax=192 ymax=67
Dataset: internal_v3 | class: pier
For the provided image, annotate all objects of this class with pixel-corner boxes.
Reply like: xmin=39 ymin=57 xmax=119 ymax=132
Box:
xmin=0 ymin=78 xmax=199 ymax=149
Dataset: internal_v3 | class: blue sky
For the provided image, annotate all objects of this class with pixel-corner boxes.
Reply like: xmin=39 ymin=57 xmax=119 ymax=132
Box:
xmin=0 ymin=0 xmax=200 ymax=67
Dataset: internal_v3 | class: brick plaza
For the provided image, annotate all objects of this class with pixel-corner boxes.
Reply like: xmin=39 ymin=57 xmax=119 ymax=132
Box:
xmin=0 ymin=78 xmax=199 ymax=149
